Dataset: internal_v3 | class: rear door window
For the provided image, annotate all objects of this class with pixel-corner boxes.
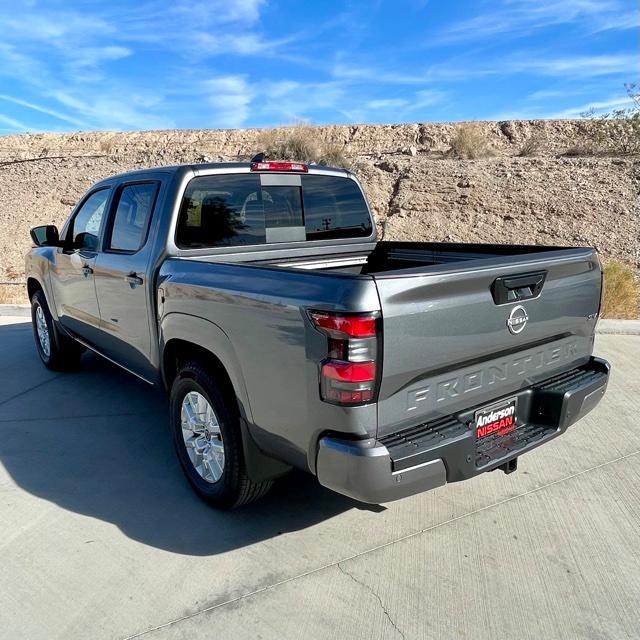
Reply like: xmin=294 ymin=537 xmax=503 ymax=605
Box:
xmin=176 ymin=173 xmax=372 ymax=249
xmin=107 ymin=182 xmax=158 ymax=252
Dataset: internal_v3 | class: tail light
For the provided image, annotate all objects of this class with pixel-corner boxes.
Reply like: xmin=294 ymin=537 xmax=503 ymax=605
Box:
xmin=308 ymin=310 xmax=380 ymax=405
xmin=251 ymin=161 xmax=308 ymax=172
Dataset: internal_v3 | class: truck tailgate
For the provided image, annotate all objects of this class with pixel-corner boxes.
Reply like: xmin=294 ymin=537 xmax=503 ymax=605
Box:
xmin=373 ymin=248 xmax=601 ymax=437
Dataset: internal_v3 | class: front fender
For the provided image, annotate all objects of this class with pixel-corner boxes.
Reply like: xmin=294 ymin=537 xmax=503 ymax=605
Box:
xmin=25 ymin=249 xmax=58 ymax=321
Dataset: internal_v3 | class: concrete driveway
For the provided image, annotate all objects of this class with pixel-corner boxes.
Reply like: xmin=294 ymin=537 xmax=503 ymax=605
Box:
xmin=0 ymin=316 xmax=638 ymax=640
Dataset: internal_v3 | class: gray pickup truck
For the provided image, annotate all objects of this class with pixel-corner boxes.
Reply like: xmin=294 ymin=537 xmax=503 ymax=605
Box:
xmin=25 ymin=160 xmax=610 ymax=508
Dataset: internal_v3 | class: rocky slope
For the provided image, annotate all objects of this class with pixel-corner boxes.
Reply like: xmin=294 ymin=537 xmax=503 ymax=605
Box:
xmin=0 ymin=121 xmax=638 ymax=298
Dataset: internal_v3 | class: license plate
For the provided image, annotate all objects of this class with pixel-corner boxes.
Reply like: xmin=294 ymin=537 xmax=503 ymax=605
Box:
xmin=475 ymin=398 xmax=517 ymax=440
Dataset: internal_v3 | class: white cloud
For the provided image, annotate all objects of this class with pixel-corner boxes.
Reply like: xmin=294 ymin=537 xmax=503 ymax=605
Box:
xmin=189 ymin=32 xmax=300 ymax=58
xmin=366 ymin=99 xmax=409 ymax=109
xmin=591 ymin=11 xmax=640 ymax=32
xmin=70 ymin=46 xmax=133 ymax=68
xmin=203 ymin=77 xmax=250 ymax=95
xmin=527 ymin=88 xmax=576 ymax=100
xmin=265 ymin=81 xmax=303 ymax=98
xmin=551 ymin=96 xmax=636 ymax=118
xmin=332 ymin=61 xmax=428 ymax=84
xmin=1 ymin=12 xmax=111 ymax=43
xmin=424 ymin=53 xmax=636 ymax=82
xmin=50 ymin=90 xmax=174 ymax=130
xmin=0 ymin=0 xmax=276 ymax=131
xmin=204 ymin=76 xmax=253 ymax=128
xmin=411 ymin=90 xmax=447 ymax=108
xmin=331 ymin=50 xmax=634 ymax=93
xmin=488 ymin=90 xmax=635 ymax=120
xmin=436 ymin=0 xmax=637 ymax=43
xmin=168 ymin=0 xmax=265 ymax=26
xmin=0 ymin=94 xmax=87 ymax=127
xmin=0 ymin=0 xmax=632 ymax=132
xmin=257 ymin=80 xmax=345 ymax=123
xmin=0 ymin=113 xmax=30 ymax=132
xmin=365 ymin=91 xmax=445 ymax=113
xmin=0 ymin=43 xmax=44 ymax=81
xmin=515 ymin=54 xmax=637 ymax=77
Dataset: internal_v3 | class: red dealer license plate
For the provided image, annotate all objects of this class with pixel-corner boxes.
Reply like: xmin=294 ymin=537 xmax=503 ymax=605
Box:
xmin=475 ymin=398 xmax=517 ymax=440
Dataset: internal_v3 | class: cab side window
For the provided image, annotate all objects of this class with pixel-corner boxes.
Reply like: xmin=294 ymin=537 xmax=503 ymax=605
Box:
xmin=108 ymin=182 xmax=158 ymax=252
xmin=69 ymin=189 xmax=110 ymax=251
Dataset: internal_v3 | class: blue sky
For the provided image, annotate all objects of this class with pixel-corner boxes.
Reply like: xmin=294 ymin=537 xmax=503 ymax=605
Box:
xmin=0 ymin=0 xmax=637 ymax=133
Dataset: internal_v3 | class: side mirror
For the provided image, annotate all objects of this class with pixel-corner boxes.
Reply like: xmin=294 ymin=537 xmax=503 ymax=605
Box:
xmin=30 ymin=225 xmax=61 ymax=247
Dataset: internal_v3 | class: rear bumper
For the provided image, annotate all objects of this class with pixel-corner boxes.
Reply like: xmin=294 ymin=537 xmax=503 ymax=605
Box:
xmin=316 ymin=357 xmax=610 ymax=504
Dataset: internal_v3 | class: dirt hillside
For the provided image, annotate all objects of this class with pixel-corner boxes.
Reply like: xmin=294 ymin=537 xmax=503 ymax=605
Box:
xmin=0 ymin=121 xmax=638 ymax=298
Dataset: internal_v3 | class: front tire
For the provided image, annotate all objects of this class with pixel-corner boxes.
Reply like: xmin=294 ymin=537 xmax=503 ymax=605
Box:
xmin=169 ymin=361 xmax=273 ymax=509
xmin=31 ymin=289 xmax=83 ymax=370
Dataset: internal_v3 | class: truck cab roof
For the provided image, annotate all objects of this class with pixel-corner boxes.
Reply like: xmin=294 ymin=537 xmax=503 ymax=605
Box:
xmin=93 ymin=161 xmax=353 ymax=188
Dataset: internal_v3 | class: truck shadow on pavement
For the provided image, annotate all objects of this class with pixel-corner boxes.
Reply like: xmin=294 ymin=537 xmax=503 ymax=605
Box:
xmin=0 ymin=322 xmax=380 ymax=555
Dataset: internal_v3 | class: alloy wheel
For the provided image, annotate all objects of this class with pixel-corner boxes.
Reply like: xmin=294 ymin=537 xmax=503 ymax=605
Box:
xmin=181 ymin=391 xmax=225 ymax=483
xmin=35 ymin=305 xmax=51 ymax=358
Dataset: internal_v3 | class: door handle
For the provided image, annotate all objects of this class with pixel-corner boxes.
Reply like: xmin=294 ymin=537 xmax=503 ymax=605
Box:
xmin=82 ymin=264 xmax=93 ymax=277
xmin=125 ymin=273 xmax=144 ymax=286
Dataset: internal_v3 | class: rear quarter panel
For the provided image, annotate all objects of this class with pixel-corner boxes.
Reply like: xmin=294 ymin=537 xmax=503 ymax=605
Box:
xmin=158 ymin=259 xmax=381 ymax=471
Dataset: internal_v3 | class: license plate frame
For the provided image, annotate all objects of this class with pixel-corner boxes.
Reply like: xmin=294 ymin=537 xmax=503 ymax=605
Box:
xmin=474 ymin=397 xmax=518 ymax=441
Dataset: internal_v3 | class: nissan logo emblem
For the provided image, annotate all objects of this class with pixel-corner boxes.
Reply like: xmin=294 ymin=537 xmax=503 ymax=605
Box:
xmin=507 ymin=305 xmax=528 ymax=334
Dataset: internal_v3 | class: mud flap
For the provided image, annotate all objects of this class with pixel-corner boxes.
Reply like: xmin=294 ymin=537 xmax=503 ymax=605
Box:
xmin=240 ymin=417 xmax=292 ymax=483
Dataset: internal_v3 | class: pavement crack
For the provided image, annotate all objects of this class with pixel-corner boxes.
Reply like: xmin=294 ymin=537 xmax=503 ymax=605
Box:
xmin=0 ymin=375 xmax=62 ymax=407
xmin=337 ymin=562 xmax=405 ymax=640
xmin=123 ymin=449 xmax=640 ymax=640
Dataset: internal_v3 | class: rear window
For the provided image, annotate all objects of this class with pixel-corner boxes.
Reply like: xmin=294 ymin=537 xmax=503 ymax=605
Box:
xmin=176 ymin=174 xmax=372 ymax=249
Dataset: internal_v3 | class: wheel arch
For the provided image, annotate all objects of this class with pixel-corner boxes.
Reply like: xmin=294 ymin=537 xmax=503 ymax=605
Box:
xmin=161 ymin=313 xmax=291 ymax=483
xmin=27 ymin=276 xmax=43 ymax=302
xmin=164 ymin=339 xmax=238 ymax=408
xmin=160 ymin=313 xmax=253 ymax=425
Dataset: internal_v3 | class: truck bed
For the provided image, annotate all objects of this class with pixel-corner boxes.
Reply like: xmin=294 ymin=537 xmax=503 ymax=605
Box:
xmin=173 ymin=239 xmax=601 ymax=441
xmin=252 ymin=240 xmax=587 ymax=275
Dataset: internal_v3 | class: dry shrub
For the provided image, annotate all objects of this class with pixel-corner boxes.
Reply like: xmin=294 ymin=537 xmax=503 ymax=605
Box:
xmin=590 ymin=117 xmax=640 ymax=155
xmin=4 ymin=265 xmax=22 ymax=280
xmin=448 ymin=123 xmax=493 ymax=159
xmin=318 ymin=142 xmax=350 ymax=167
xmin=257 ymin=125 xmax=351 ymax=168
xmin=258 ymin=125 xmax=318 ymax=161
xmin=572 ymin=83 xmax=640 ymax=156
xmin=562 ymin=142 xmax=597 ymax=157
xmin=601 ymin=259 xmax=639 ymax=319
xmin=99 ymin=137 xmax=116 ymax=154
xmin=517 ymin=134 xmax=545 ymax=157
xmin=0 ymin=284 xmax=28 ymax=304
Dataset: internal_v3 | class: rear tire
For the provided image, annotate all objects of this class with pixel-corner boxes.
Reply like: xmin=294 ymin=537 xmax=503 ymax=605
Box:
xmin=31 ymin=289 xmax=83 ymax=370
xmin=170 ymin=361 xmax=273 ymax=509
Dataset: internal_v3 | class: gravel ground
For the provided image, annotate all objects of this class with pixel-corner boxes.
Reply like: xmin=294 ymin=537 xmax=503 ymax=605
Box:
xmin=1 ymin=122 xmax=638 ymax=289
